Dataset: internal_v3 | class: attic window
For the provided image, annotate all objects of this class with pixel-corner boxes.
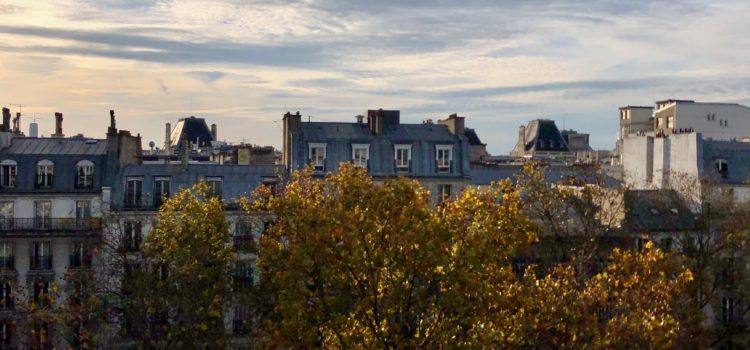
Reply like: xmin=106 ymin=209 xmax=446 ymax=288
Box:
xmin=716 ymin=159 xmax=728 ymax=179
xmin=648 ymin=207 xmax=660 ymax=215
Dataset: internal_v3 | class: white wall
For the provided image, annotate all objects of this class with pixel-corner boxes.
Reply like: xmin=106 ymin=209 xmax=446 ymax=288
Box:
xmin=674 ymin=103 xmax=750 ymax=141
xmin=622 ymin=135 xmax=654 ymax=189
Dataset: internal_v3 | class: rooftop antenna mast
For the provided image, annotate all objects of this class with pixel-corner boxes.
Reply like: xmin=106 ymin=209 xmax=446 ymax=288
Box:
xmin=8 ymin=103 xmax=25 ymax=115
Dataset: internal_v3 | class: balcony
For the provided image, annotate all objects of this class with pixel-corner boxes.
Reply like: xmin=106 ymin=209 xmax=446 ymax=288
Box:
xmin=395 ymin=159 xmax=411 ymax=174
xmin=233 ymin=319 xmax=249 ymax=335
xmin=0 ymin=218 xmax=102 ymax=233
xmin=0 ymin=256 xmax=13 ymax=270
xmin=436 ymin=160 xmax=453 ymax=174
xmin=124 ymin=194 xmax=143 ymax=208
xmin=69 ymin=254 xmax=92 ymax=269
xmin=30 ymin=256 xmax=52 ymax=270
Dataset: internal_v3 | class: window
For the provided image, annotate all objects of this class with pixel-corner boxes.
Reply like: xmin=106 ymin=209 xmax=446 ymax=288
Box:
xmin=125 ymin=177 xmax=143 ymax=207
xmin=721 ymin=297 xmax=734 ymax=324
xmin=437 ymin=184 xmax=452 ymax=202
xmin=235 ymin=260 xmax=255 ymax=289
xmin=667 ymin=116 xmax=674 ymax=129
xmin=0 ymin=242 xmax=13 ymax=270
xmin=75 ymin=160 xmax=94 ymax=189
xmin=716 ymin=159 xmax=728 ymax=179
xmin=0 ymin=202 xmax=12 ymax=230
xmin=75 ymin=200 xmax=91 ymax=229
xmin=206 ymin=177 xmax=222 ymax=199
xmin=124 ymin=221 xmax=142 ymax=252
xmin=233 ymin=304 xmax=249 ymax=335
xmin=308 ymin=143 xmax=326 ymax=172
xmin=36 ymin=160 xmax=54 ymax=188
xmin=34 ymin=201 xmax=51 ymax=230
xmin=261 ymin=176 xmax=279 ymax=196
xmin=352 ymin=144 xmax=370 ymax=168
xmin=0 ymin=320 xmax=10 ymax=347
xmin=395 ymin=145 xmax=412 ymax=173
xmin=436 ymin=145 xmax=453 ymax=173
xmin=656 ymin=118 xmax=664 ymax=128
xmin=0 ymin=160 xmax=16 ymax=188
xmin=153 ymin=177 xmax=171 ymax=207
xmin=70 ymin=241 xmax=90 ymax=268
xmin=31 ymin=242 xmax=52 ymax=270
xmin=32 ymin=279 xmax=51 ymax=306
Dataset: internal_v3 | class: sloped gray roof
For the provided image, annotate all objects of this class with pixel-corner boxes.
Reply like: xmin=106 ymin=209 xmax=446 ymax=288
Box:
xmin=4 ymin=137 xmax=107 ymax=155
xmin=299 ymin=122 xmax=458 ymax=142
xmin=701 ymin=140 xmax=750 ymax=184
xmin=624 ymin=190 xmax=695 ymax=232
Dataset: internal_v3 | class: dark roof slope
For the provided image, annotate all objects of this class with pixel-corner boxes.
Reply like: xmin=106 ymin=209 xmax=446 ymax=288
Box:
xmin=624 ymin=190 xmax=695 ymax=232
xmin=170 ymin=116 xmax=214 ymax=148
xmin=464 ymin=128 xmax=485 ymax=146
xmin=298 ymin=122 xmax=458 ymax=143
xmin=4 ymin=137 xmax=107 ymax=155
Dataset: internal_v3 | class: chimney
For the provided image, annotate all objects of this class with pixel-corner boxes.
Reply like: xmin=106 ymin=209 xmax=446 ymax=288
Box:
xmin=181 ymin=139 xmax=189 ymax=168
xmin=210 ymin=123 xmax=217 ymax=141
xmin=519 ymin=125 xmax=526 ymax=146
xmin=438 ymin=113 xmax=465 ymax=136
xmin=12 ymin=113 xmax=20 ymax=134
xmin=1 ymin=108 xmax=9 ymax=132
xmin=355 ymin=115 xmax=364 ymax=124
xmin=164 ymin=122 xmax=171 ymax=151
xmin=282 ymin=111 xmax=302 ymax=169
xmin=53 ymin=112 xmax=64 ymax=137
xmin=108 ymin=110 xmax=117 ymax=134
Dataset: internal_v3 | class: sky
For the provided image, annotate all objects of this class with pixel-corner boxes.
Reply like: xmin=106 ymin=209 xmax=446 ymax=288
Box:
xmin=0 ymin=0 xmax=748 ymax=154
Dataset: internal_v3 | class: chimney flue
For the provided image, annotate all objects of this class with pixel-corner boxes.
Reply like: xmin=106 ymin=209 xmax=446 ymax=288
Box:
xmin=355 ymin=115 xmax=364 ymax=124
xmin=1 ymin=108 xmax=9 ymax=132
xmin=12 ymin=113 xmax=20 ymax=134
xmin=210 ymin=123 xmax=217 ymax=141
xmin=53 ymin=112 xmax=64 ymax=137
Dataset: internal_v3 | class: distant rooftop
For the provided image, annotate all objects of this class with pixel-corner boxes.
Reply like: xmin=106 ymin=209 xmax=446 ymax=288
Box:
xmin=3 ymin=137 xmax=106 ymax=155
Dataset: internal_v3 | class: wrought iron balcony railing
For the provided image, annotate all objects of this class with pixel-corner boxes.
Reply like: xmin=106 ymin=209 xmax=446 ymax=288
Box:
xmin=0 ymin=218 xmax=102 ymax=232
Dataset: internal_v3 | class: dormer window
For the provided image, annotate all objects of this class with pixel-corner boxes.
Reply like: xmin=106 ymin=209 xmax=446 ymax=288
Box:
xmin=308 ymin=143 xmax=326 ymax=172
xmin=0 ymin=160 xmax=16 ymax=189
xmin=436 ymin=145 xmax=453 ymax=173
xmin=75 ymin=160 xmax=94 ymax=189
xmin=36 ymin=160 xmax=54 ymax=189
xmin=395 ymin=145 xmax=412 ymax=173
xmin=716 ymin=159 xmax=728 ymax=179
xmin=352 ymin=144 xmax=369 ymax=168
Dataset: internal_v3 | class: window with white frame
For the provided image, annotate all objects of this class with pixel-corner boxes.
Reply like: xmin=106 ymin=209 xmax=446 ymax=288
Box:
xmin=125 ymin=177 xmax=143 ymax=207
xmin=308 ymin=143 xmax=326 ymax=171
xmin=153 ymin=176 xmax=171 ymax=206
xmin=437 ymin=184 xmax=452 ymax=202
xmin=36 ymin=160 xmax=54 ymax=188
xmin=34 ymin=201 xmax=51 ymax=230
xmin=75 ymin=160 xmax=94 ymax=189
xmin=0 ymin=160 xmax=16 ymax=189
xmin=667 ymin=116 xmax=674 ymax=129
xmin=352 ymin=144 xmax=370 ymax=168
xmin=716 ymin=158 xmax=728 ymax=179
xmin=206 ymin=177 xmax=223 ymax=199
xmin=394 ymin=145 xmax=411 ymax=172
xmin=656 ymin=118 xmax=664 ymax=128
xmin=436 ymin=145 xmax=453 ymax=173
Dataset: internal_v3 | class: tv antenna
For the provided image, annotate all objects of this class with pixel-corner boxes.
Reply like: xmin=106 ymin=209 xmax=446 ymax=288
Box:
xmin=8 ymin=103 xmax=25 ymax=114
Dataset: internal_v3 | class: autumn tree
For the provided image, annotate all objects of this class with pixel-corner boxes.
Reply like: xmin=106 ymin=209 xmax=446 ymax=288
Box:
xmin=124 ymin=180 xmax=234 ymax=349
xmin=250 ymin=163 xmax=691 ymax=349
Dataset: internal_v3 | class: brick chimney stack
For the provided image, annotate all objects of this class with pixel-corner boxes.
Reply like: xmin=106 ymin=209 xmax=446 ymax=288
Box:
xmin=53 ymin=112 xmax=64 ymax=137
xmin=12 ymin=113 xmax=20 ymax=134
xmin=438 ymin=113 xmax=465 ymax=136
xmin=211 ymin=123 xmax=217 ymax=141
xmin=1 ymin=108 xmax=9 ymax=132
xmin=282 ymin=111 xmax=302 ymax=169
xmin=108 ymin=110 xmax=117 ymax=134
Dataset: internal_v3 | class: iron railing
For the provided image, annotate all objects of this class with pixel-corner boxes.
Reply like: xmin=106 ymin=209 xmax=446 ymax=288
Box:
xmin=0 ymin=218 xmax=101 ymax=232
xmin=30 ymin=256 xmax=52 ymax=270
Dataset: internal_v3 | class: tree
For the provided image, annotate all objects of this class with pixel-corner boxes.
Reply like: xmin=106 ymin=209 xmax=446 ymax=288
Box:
xmin=124 ymin=180 xmax=234 ymax=349
xmin=250 ymin=163 xmax=691 ymax=349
